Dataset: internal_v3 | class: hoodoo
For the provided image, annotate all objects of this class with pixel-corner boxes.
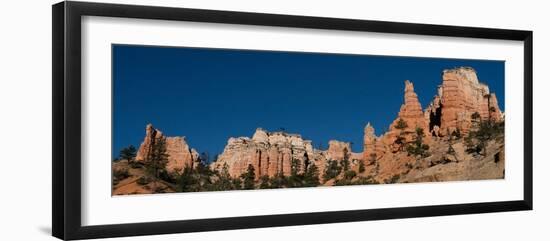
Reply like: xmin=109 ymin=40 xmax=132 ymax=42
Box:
xmin=113 ymin=66 xmax=505 ymax=195
xmin=427 ymin=67 xmax=503 ymax=136
xmin=135 ymin=124 xmax=199 ymax=174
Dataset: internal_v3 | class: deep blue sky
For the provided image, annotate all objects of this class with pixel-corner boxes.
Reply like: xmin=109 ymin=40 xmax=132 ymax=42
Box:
xmin=112 ymin=45 xmax=504 ymax=160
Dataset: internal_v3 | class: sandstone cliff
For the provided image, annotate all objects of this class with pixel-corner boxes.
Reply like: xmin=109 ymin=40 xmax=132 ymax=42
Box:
xmin=135 ymin=124 xmax=199 ymax=174
xmin=364 ymin=67 xmax=504 ymax=183
xmin=211 ymin=128 xmax=362 ymax=179
xmin=426 ymin=67 xmax=503 ymax=137
xmin=114 ymin=66 xmax=505 ymax=194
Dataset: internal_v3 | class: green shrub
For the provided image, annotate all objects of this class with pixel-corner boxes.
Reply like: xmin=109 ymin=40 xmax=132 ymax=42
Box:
xmin=385 ymin=174 xmax=400 ymax=184
xmin=129 ymin=161 xmax=143 ymax=169
xmin=466 ymin=120 xmax=504 ymax=156
xmin=232 ymin=177 xmax=243 ymax=190
xmin=352 ymin=176 xmax=379 ymax=185
xmin=343 ymin=170 xmax=357 ymax=180
xmin=119 ymin=145 xmax=137 ymax=163
xmin=240 ymin=164 xmax=256 ymax=190
xmin=259 ymin=175 xmax=271 ymax=189
xmin=113 ymin=168 xmax=129 ymax=180
xmin=334 ymin=178 xmax=353 ymax=186
xmin=137 ymin=176 xmax=151 ymax=185
xmin=210 ymin=163 xmax=234 ymax=191
xmin=406 ymin=128 xmax=430 ymax=158
xmin=303 ymin=163 xmax=320 ymax=187
xmin=153 ymin=185 xmax=165 ymax=193
xmin=287 ymin=159 xmax=305 ymax=188
xmin=269 ymin=172 xmax=287 ymax=188
xmin=451 ymin=129 xmax=462 ymax=139
xmin=358 ymin=161 xmax=366 ymax=173
xmin=323 ymin=160 xmax=342 ymax=182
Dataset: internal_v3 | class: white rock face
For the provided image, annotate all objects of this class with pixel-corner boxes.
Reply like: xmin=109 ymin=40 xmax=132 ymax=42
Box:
xmin=211 ymin=128 xmax=360 ymax=179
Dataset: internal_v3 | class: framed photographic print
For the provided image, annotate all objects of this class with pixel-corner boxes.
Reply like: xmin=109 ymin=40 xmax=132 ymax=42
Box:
xmin=52 ymin=1 xmax=533 ymax=240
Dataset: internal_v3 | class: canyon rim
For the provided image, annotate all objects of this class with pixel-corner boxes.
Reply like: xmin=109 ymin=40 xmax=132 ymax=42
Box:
xmin=112 ymin=58 xmax=505 ymax=194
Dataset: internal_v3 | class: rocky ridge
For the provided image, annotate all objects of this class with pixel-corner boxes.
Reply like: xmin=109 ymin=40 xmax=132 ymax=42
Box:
xmin=115 ymin=66 xmax=505 ymax=194
xmin=210 ymin=128 xmax=363 ymax=179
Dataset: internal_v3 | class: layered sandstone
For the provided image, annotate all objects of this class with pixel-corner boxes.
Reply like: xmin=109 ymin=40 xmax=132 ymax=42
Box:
xmin=135 ymin=124 xmax=199 ymax=174
xmin=361 ymin=68 xmax=504 ymax=182
xmin=211 ymin=128 xmax=313 ymax=178
xmin=211 ymin=128 xmax=362 ymax=179
xmin=427 ymin=67 xmax=503 ymax=136
xmin=121 ymin=66 xmax=504 ymax=191
xmin=398 ymin=80 xmax=429 ymax=132
xmin=363 ymin=123 xmax=385 ymax=165
xmin=326 ymin=140 xmax=351 ymax=161
xmin=384 ymin=80 xmax=430 ymax=148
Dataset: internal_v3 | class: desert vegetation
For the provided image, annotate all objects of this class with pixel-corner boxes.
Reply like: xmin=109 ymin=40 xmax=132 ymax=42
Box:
xmin=112 ymin=66 xmax=505 ymax=195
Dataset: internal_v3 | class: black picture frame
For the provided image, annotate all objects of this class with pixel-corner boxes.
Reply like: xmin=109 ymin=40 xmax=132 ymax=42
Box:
xmin=52 ymin=1 xmax=533 ymax=240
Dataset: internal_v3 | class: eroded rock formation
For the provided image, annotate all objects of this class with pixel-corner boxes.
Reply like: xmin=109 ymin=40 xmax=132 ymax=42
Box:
xmin=135 ymin=124 xmax=199 ymax=174
xmin=119 ymin=66 xmax=504 ymax=192
xmin=384 ymin=80 xmax=431 ymax=148
xmin=211 ymin=128 xmax=362 ymax=179
xmin=426 ymin=67 xmax=503 ymax=136
xmin=363 ymin=123 xmax=385 ymax=165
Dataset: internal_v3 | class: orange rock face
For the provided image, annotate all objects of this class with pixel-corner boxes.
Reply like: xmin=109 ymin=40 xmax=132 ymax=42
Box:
xmin=211 ymin=128 xmax=362 ymax=179
xmin=479 ymin=93 xmax=503 ymax=122
xmin=360 ymin=67 xmax=504 ymax=182
xmin=326 ymin=140 xmax=352 ymax=161
xmin=211 ymin=129 xmax=311 ymax=178
xmin=135 ymin=124 xmax=199 ymax=174
xmin=135 ymin=124 xmax=162 ymax=163
xmin=399 ymin=80 xmax=429 ymax=131
xmin=383 ymin=80 xmax=430 ymax=148
xmin=428 ymin=67 xmax=503 ymax=136
xmin=128 ymin=66 xmax=504 ymax=186
xmin=363 ymin=123 xmax=385 ymax=165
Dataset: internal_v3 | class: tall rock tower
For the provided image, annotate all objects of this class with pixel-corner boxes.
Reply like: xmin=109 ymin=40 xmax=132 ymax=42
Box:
xmin=430 ymin=67 xmax=503 ymax=136
xmin=363 ymin=122 xmax=385 ymax=164
xmin=384 ymin=80 xmax=430 ymax=146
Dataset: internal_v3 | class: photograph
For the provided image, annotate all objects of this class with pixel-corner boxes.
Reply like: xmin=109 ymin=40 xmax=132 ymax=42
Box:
xmin=0 ymin=0 xmax=542 ymax=240
xmin=111 ymin=45 xmax=505 ymax=195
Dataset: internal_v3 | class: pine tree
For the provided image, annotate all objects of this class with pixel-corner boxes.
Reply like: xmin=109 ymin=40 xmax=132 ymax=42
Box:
xmin=215 ymin=163 xmax=234 ymax=190
xmin=232 ymin=177 xmax=242 ymax=190
xmin=177 ymin=166 xmax=195 ymax=192
xmin=146 ymin=137 xmax=169 ymax=191
xmin=406 ymin=127 xmax=430 ymax=158
xmin=259 ymin=175 xmax=271 ymax=189
xmin=358 ymin=161 xmax=366 ymax=173
xmin=395 ymin=118 xmax=408 ymax=130
xmin=195 ymin=162 xmax=214 ymax=191
xmin=119 ymin=145 xmax=137 ymax=163
xmin=269 ymin=172 xmax=287 ymax=188
xmin=394 ymin=118 xmax=409 ymax=151
xmin=240 ymin=164 xmax=256 ymax=190
xmin=466 ymin=118 xmax=504 ymax=156
xmin=303 ymin=163 xmax=320 ymax=187
xmin=288 ymin=159 xmax=304 ymax=187
xmin=323 ymin=160 xmax=342 ymax=182
xmin=340 ymin=159 xmax=350 ymax=172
